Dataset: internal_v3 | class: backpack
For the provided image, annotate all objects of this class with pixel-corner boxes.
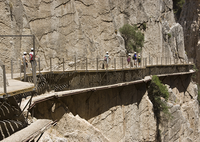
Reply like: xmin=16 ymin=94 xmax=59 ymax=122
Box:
xmin=29 ymin=53 xmax=33 ymax=62
xmin=132 ymin=54 xmax=136 ymax=60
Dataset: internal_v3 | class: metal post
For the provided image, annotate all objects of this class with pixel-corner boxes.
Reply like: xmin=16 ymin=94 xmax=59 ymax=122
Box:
xmin=2 ymin=65 xmax=7 ymax=95
xmin=149 ymin=53 xmax=150 ymax=65
xmin=32 ymin=35 xmax=36 ymax=87
xmin=157 ymin=57 xmax=158 ymax=65
xmin=23 ymin=57 xmax=26 ymax=81
xmin=122 ymin=57 xmax=123 ymax=69
xmin=50 ymin=57 xmax=52 ymax=72
xmin=11 ymin=59 xmax=13 ymax=79
xmin=74 ymin=56 xmax=76 ymax=71
xmin=19 ymin=60 xmax=21 ymax=80
xmin=63 ymin=58 xmax=64 ymax=72
xmin=97 ymin=58 xmax=99 ymax=71
xmin=86 ymin=57 xmax=88 ymax=71
xmin=114 ymin=58 xmax=116 ymax=70
xmin=38 ymin=58 xmax=40 ymax=74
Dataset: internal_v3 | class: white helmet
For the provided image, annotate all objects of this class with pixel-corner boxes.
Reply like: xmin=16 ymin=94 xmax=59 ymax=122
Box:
xmin=128 ymin=53 xmax=131 ymax=56
xmin=23 ymin=52 xmax=27 ymax=55
xmin=134 ymin=52 xmax=136 ymax=54
xmin=31 ymin=48 xmax=34 ymax=51
xmin=106 ymin=51 xmax=108 ymax=54
xmin=139 ymin=55 xmax=140 ymax=57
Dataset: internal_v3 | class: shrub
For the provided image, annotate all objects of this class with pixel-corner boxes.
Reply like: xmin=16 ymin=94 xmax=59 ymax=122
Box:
xmin=119 ymin=24 xmax=144 ymax=53
xmin=148 ymin=75 xmax=170 ymax=118
xmin=168 ymin=33 xmax=172 ymax=39
xmin=173 ymin=0 xmax=185 ymax=21
xmin=142 ymin=23 xmax=147 ymax=31
xmin=148 ymin=75 xmax=171 ymax=141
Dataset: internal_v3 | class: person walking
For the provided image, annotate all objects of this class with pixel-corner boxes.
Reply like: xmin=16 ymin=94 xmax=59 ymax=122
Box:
xmin=127 ymin=53 xmax=131 ymax=68
xmin=138 ymin=55 xmax=141 ymax=67
xmin=132 ymin=52 xmax=137 ymax=67
xmin=29 ymin=48 xmax=37 ymax=71
xmin=104 ymin=51 xmax=111 ymax=69
xmin=22 ymin=52 xmax=28 ymax=68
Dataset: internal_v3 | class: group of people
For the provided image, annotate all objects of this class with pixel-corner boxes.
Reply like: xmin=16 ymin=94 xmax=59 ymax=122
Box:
xmin=127 ymin=52 xmax=141 ymax=67
xmin=104 ymin=51 xmax=141 ymax=69
xmin=22 ymin=48 xmax=35 ymax=70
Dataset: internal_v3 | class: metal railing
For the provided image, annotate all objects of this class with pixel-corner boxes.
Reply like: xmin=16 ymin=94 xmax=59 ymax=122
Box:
xmin=1 ymin=56 xmax=194 ymax=96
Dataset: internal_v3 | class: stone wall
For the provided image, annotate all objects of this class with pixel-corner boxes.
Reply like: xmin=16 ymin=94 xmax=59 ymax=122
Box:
xmin=0 ymin=0 xmax=187 ymax=71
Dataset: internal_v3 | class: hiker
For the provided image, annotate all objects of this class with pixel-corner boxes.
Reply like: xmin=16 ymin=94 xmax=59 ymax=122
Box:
xmin=22 ymin=52 xmax=28 ymax=68
xmin=127 ymin=53 xmax=131 ymax=67
xmin=104 ymin=51 xmax=111 ymax=69
xmin=138 ymin=55 xmax=141 ymax=67
xmin=132 ymin=52 xmax=137 ymax=67
xmin=29 ymin=48 xmax=37 ymax=71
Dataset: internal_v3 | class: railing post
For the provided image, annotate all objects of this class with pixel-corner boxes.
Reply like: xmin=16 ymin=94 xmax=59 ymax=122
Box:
xmin=2 ymin=65 xmax=7 ymax=96
xmin=23 ymin=57 xmax=26 ymax=81
xmin=74 ymin=56 xmax=76 ymax=71
xmin=157 ymin=57 xmax=158 ymax=65
xmin=50 ymin=57 xmax=52 ymax=72
xmin=149 ymin=54 xmax=150 ymax=65
xmin=63 ymin=58 xmax=65 ymax=72
xmin=38 ymin=58 xmax=40 ymax=74
xmin=122 ymin=57 xmax=123 ymax=69
xmin=19 ymin=60 xmax=21 ymax=80
xmin=97 ymin=58 xmax=99 ymax=71
xmin=114 ymin=58 xmax=116 ymax=70
xmin=11 ymin=59 xmax=13 ymax=79
xmin=86 ymin=57 xmax=88 ymax=71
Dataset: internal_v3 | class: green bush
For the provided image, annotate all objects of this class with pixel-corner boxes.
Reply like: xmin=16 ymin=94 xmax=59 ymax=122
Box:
xmin=119 ymin=24 xmax=144 ymax=53
xmin=168 ymin=33 xmax=172 ymax=39
xmin=148 ymin=75 xmax=170 ymax=117
xmin=142 ymin=23 xmax=147 ymax=31
xmin=173 ymin=0 xmax=185 ymax=20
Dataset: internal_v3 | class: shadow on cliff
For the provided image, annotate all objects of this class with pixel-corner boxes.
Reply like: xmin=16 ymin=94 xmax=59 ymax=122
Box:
xmin=32 ymin=82 xmax=147 ymax=121
xmin=160 ymin=74 xmax=191 ymax=95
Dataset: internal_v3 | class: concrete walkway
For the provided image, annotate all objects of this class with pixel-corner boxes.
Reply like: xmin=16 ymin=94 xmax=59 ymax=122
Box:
xmin=0 ymin=73 xmax=34 ymax=97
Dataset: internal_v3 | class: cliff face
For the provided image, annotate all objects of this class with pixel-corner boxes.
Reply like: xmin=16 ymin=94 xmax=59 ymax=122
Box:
xmin=0 ymin=0 xmax=187 ymax=70
xmin=37 ymin=75 xmax=200 ymax=142
xmin=179 ymin=0 xmax=200 ymax=83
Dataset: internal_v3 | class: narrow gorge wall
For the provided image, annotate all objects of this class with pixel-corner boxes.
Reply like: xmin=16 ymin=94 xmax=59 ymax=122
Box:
xmin=179 ymin=0 xmax=200 ymax=84
xmin=0 ymin=0 xmax=187 ymax=70
xmin=32 ymin=75 xmax=200 ymax=142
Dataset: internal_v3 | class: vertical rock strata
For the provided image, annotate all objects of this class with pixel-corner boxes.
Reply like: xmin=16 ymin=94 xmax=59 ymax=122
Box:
xmin=0 ymin=0 xmax=187 ymax=70
xmin=179 ymin=0 xmax=200 ymax=83
xmin=38 ymin=76 xmax=200 ymax=142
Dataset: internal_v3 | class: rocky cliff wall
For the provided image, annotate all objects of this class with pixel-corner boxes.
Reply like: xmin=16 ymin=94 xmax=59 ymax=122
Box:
xmin=179 ymin=0 xmax=200 ymax=84
xmin=0 ymin=0 xmax=187 ymax=71
xmin=33 ymin=75 xmax=200 ymax=142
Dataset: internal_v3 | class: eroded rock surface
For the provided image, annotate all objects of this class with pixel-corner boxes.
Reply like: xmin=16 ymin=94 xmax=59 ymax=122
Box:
xmin=0 ymin=0 xmax=187 ymax=71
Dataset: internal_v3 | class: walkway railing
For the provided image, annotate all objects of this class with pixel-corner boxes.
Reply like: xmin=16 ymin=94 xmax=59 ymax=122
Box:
xmin=1 ymin=57 xmax=194 ymax=96
xmin=5 ymin=57 xmax=194 ymax=76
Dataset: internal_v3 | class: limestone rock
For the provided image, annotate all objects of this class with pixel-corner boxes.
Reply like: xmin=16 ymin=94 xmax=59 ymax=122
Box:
xmin=0 ymin=0 xmax=187 ymax=71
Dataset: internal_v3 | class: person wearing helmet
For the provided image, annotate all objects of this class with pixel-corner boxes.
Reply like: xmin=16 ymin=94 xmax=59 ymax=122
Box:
xmin=127 ymin=53 xmax=131 ymax=67
xmin=22 ymin=52 xmax=28 ymax=68
xmin=132 ymin=52 xmax=137 ymax=67
xmin=29 ymin=48 xmax=37 ymax=71
xmin=138 ymin=55 xmax=141 ymax=67
xmin=104 ymin=51 xmax=111 ymax=69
